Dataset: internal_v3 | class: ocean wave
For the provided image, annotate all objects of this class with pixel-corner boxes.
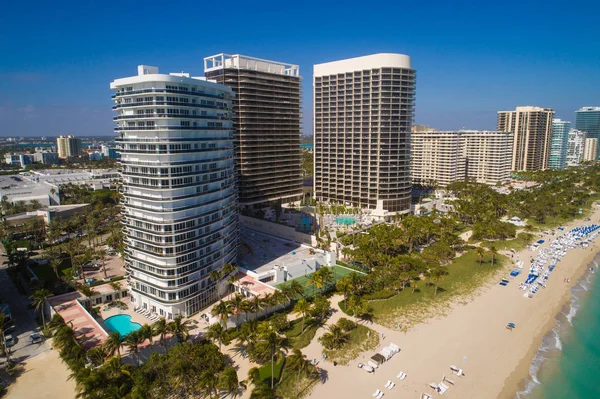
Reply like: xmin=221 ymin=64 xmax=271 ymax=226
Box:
xmin=515 ymin=258 xmax=599 ymax=398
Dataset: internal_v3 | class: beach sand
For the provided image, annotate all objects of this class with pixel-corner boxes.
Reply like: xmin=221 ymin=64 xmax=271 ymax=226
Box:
xmin=307 ymin=207 xmax=600 ymax=399
xmin=7 ymin=348 xmax=76 ymax=399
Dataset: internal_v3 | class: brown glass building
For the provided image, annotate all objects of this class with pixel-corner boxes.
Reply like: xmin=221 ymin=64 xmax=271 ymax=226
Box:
xmin=204 ymin=54 xmax=303 ymax=206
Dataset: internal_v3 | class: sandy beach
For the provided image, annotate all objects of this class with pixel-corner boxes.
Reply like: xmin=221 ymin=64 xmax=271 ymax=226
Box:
xmin=306 ymin=207 xmax=600 ymax=399
xmin=7 ymin=349 xmax=76 ymax=399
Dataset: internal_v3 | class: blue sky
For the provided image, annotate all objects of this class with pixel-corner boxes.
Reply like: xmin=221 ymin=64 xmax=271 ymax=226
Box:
xmin=1 ymin=0 xmax=599 ymax=137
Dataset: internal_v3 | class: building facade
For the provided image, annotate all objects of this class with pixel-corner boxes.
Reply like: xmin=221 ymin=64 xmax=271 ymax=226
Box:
xmin=411 ymin=131 xmax=465 ymax=187
xmin=4 ymin=153 xmax=34 ymax=168
xmin=33 ymin=151 xmax=59 ymax=165
xmin=566 ymin=129 xmax=586 ymax=166
xmin=411 ymin=130 xmax=512 ymax=186
xmin=101 ymin=145 xmax=120 ymax=159
xmin=549 ymin=119 xmax=570 ymax=169
xmin=111 ymin=65 xmax=239 ymax=318
xmin=583 ymin=137 xmax=598 ymax=161
xmin=204 ymin=54 xmax=302 ymax=205
xmin=497 ymin=106 xmax=554 ymax=171
xmin=461 ymin=131 xmax=513 ymax=184
xmin=313 ymin=53 xmax=416 ymax=216
xmin=56 ymin=135 xmax=82 ymax=158
xmin=575 ymin=107 xmax=600 ymax=160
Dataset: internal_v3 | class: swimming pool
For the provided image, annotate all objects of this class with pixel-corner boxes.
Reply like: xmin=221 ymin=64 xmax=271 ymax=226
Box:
xmin=104 ymin=314 xmax=142 ymax=337
xmin=335 ymin=216 xmax=356 ymax=226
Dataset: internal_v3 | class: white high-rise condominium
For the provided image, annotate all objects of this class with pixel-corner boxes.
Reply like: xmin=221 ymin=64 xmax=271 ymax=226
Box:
xmin=411 ymin=130 xmax=513 ymax=187
xmin=314 ymin=54 xmax=416 ymax=216
xmin=111 ymin=65 xmax=239 ymax=318
xmin=567 ymin=129 xmax=586 ymax=166
xmin=583 ymin=137 xmax=598 ymax=161
xmin=497 ymin=106 xmax=554 ymax=171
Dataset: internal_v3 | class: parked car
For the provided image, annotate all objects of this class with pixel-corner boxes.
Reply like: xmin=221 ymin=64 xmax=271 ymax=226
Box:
xmin=4 ymin=335 xmax=15 ymax=347
xmin=30 ymin=332 xmax=43 ymax=344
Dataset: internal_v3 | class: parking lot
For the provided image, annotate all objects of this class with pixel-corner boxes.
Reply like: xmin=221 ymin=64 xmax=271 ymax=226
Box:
xmin=0 ymin=265 xmax=50 ymax=365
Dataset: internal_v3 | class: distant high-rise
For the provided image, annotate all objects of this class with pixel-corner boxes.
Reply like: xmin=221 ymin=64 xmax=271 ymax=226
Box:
xmin=411 ymin=130 xmax=513 ymax=186
xmin=314 ymin=53 xmax=416 ymax=216
xmin=204 ymin=54 xmax=302 ymax=205
xmin=56 ymin=135 xmax=81 ymax=158
xmin=549 ymin=119 xmax=571 ymax=169
xmin=411 ymin=125 xmax=437 ymax=133
xmin=111 ymin=65 xmax=238 ymax=318
xmin=575 ymin=107 xmax=600 ymax=160
xmin=583 ymin=137 xmax=598 ymax=161
xmin=497 ymin=106 xmax=554 ymax=171
xmin=566 ymin=129 xmax=586 ymax=167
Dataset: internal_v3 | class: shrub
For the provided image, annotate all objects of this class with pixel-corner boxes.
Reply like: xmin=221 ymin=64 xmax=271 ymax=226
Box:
xmin=362 ymin=289 xmax=396 ymax=300
xmin=337 ymin=318 xmax=356 ymax=332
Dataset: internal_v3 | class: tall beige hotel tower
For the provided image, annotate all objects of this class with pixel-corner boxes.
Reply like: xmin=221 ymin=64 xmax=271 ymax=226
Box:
xmin=313 ymin=54 xmax=416 ymax=217
xmin=497 ymin=106 xmax=554 ymax=171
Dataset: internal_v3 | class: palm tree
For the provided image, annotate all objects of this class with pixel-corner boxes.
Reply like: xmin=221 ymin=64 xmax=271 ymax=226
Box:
xmin=109 ymin=281 xmax=122 ymax=300
xmin=293 ymin=299 xmax=312 ymax=333
xmin=78 ymin=284 xmax=98 ymax=310
xmin=229 ymin=294 xmax=246 ymax=327
xmin=475 ymin=247 xmax=485 ymax=266
xmin=336 ymin=277 xmax=351 ymax=308
xmin=30 ymin=288 xmax=53 ymax=330
xmin=222 ymin=263 xmax=237 ymax=276
xmin=218 ymin=366 xmax=242 ymax=398
xmin=97 ymin=248 xmax=108 ymax=279
xmin=249 ymin=296 xmax=265 ymax=317
xmin=209 ymin=269 xmax=223 ymax=283
xmin=152 ymin=318 xmax=169 ymax=353
xmin=428 ymin=266 xmax=448 ymax=297
xmin=490 ymin=246 xmax=498 ymax=267
xmin=286 ymin=348 xmax=311 ymax=396
xmin=168 ymin=314 xmax=192 ymax=343
xmin=123 ymin=330 xmax=145 ymax=365
xmin=198 ymin=370 xmax=220 ymax=398
xmin=211 ymin=300 xmax=233 ymax=328
xmin=103 ymin=331 xmax=123 ymax=358
xmin=306 ymin=271 xmax=324 ymax=295
xmin=205 ymin=322 xmax=229 ymax=351
xmin=347 ymin=295 xmax=365 ymax=320
xmin=86 ymin=346 xmax=108 ymax=367
xmin=318 ymin=266 xmax=335 ymax=291
xmin=262 ymin=330 xmax=288 ymax=389
xmin=139 ymin=323 xmax=153 ymax=346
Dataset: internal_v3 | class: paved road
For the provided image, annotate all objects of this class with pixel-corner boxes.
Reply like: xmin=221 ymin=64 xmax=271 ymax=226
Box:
xmin=0 ymin=268 xmax=50 ymax=363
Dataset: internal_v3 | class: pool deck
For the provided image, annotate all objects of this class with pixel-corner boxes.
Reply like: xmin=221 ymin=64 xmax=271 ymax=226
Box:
xmin=48 ymin=291 xmax=108 ymax=349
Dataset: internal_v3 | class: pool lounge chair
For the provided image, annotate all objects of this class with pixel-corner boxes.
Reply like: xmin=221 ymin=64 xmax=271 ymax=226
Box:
xmin=386 ymin=380 xmax=395 ymax=390
xmin=443 ymin=376 xmax=455 ymax=385
xmin=450 ymin=365 xmax=464 ymax=376
xmin=397 ymin=371 xmax=407 ymax=380
xmin=376 ymin=392 xmax=384 ymax=399
xmin=372 ymin=389 xmax=384 ymax=398
xmin=421 ymin=394 xmax=433 ymax=399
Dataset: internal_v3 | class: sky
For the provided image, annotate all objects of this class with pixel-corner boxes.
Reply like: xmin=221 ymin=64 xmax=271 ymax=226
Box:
xmin=1 ymin=0 xmax=599 ymax=137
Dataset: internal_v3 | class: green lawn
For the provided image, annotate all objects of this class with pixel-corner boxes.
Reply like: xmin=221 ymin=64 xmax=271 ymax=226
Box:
xmin=30 ymin=258 xmax=72 ymax=284
xmin=322 ymin=324 xmax=379 ymax=365
xmin=276 ymin=265 xmax=356 ymax=298
xmin=481 ymin=232 xmax=535 ymax=252
xmin=365 ymin=250 xmax=507 ymax=328
xmin=258 ymin=354 xmax=286 ymax=384
xmin=284 ymin=318 xmax=319 ymax=350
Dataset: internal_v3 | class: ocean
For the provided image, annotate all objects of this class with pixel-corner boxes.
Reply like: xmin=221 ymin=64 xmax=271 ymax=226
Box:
xmin=517 ymin=254 xmax=600 ymax=399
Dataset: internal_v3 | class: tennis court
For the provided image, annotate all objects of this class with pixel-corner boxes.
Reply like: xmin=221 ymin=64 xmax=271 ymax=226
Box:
xmin=277 ymin=265 xmax=359 ymax=298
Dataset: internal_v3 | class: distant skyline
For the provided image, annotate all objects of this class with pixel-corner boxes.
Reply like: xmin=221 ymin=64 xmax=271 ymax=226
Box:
xmin=1 ymin=1 xmax=599 ymax=137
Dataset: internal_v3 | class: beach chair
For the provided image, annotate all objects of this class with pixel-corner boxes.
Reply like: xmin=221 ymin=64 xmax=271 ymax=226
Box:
xmin=386 ymin=381 xmax=395 ymax=390
xmin=443 ymin=377 xmax=455 ymax=385
xmin=438 ymin=381 xmax=450 ymax=394
xmin=421 ymin=394 xmax=433 ymax=399
xmin=376 ymin=392 xmax=384 ymax=399
xmin=397 ymin=371 xmax=407 ymax=380
xmin=372 ymin=389 xmax=382 ymax=398
xmin=384 ymin=381 xmax=390 ymax=388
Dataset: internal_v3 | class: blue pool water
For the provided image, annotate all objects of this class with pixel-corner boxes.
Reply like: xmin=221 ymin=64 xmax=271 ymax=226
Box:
xmin=104 ymin=314 xmax=142 ymax=337
xmin=335 ymin=216 xmax=356 ymax=226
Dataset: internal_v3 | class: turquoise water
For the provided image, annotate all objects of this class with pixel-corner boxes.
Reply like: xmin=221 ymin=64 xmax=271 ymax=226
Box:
xmin=335 ymin=216 xmax=356 ymax=226
xmin=300 ymin=143 xmax=313 ymax=150
xmin=104 ymin=314 xmax=142 ymax=337
xmin=518 ymin=255 xmax=600 ymax=399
